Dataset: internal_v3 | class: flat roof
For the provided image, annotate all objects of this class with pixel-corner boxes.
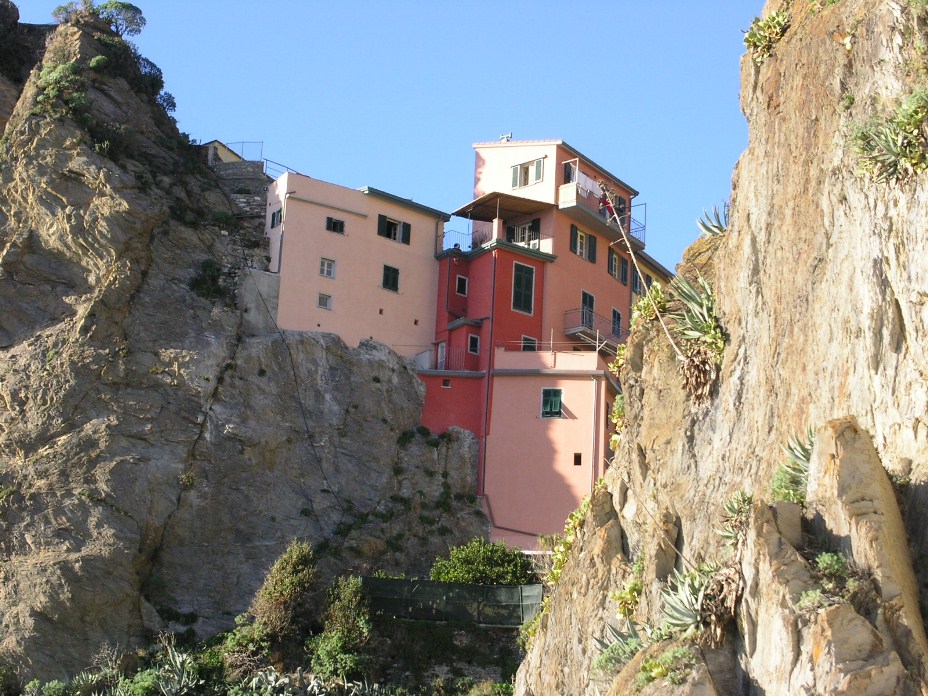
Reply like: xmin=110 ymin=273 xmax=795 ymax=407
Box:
xmin=451 ymin=192 xmax=555 ymax=221
xmin=472 ymin=139 xmax=640 ymax=198
xmin=360 ymin=186 xmax=450 ymax=221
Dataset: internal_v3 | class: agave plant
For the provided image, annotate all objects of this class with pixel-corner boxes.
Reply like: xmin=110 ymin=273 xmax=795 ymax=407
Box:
xmin=668 ymin=275 xmax=724 ymax=356
xmin=716 ymin=491 xmax=753 ymax=550
xmin=593 ymin=619 xmax=645 ymax=673
xmin=696 ymin=204 xmax=729 ymax=238
xmin=661 ymin=567 xmax=714 ymax=636
xmin=771 ymin=427 xmax=816 ymax=505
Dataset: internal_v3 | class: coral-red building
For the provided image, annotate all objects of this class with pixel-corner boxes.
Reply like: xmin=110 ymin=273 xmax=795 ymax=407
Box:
xmin=418 ymin=140 xmax=667 ymax=546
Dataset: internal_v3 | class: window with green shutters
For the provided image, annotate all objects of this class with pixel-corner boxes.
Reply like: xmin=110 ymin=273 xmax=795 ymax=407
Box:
xmin=620 ymin=257 xmax=629 ymax=285
xmin=377 ymin=214 xmax=411 ymax=245
xmin=569 ymin=225 xmax=597 ymax=263
xmin=541 ymin=388 xmax=562 ymax=418
xmin=511 ymin=158 xmax=544 ymax=188
xmin=382 ymin=265 xmax=399 ymax=292
xmin=512 ymin=262 xmax=534 ymax=314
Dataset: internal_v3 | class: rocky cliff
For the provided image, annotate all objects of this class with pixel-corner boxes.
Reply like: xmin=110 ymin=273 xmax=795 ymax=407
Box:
xmin=0 ymin=8 xmax=484 ymax=680
xmin=519 ymin=0 xmax=928 ymax=694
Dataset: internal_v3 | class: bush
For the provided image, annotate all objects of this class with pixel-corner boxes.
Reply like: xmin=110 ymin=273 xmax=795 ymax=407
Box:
xmin=249 ymin=539 xmax=317 ymax=637
xmin=308 ymin=576 xmax=372 ymax=681
xmin=0 ymin=663 xmax=17 ymax=696
xmin=188 ymin=259 xmax=227 ymax=301
xmin=430 ymin=537 xmax=535 ymax=585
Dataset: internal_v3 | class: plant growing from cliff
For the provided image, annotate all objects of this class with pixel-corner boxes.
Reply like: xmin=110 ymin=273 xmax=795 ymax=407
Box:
xmin=696 ymin=204 xmax=729 ymax=238
xmin=634 ymin=647 xmax=696 ymax=687
xmin=630 ymin=282 xmax=666 ymax=328
xmin=189 ymin=259 xmax=230 ymax=301
xmin=35 ymin=59 xmax=89 ymax=119
xmin=97 ymin=2 xmax=147 ymax=36
xmin=545 ymin=493 xmax=593 ymax=587
xmin=429 ymin=537 xmax=535 ymax=585
xmin=771 ymin=427 xmax=816 ymax=505
xmin=716 ymin=491 xmax=753 ymax=552
xmin=593 ymin=619 xmax=645 ymax=674
xmin=743 ymin=11 xmax=791 ymax=65
xmin=853 ymin=88 xmax=928 ymax=182
xmin=815 ymin=552 xmax=848 ymax=592
xmin=661 ymin=567 xmax=711 ymax=636
xmin=610 ymin=571 xmax=644 ymax=619
xmin=250 ymin=540 xmax=317 ymax=638
xmin=667 ymin=274 xmax=725 ymax=403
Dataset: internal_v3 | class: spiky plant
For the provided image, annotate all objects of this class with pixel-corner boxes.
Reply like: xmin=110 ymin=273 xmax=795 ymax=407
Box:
xmin=696 ymin=204 xmax=729 ymax=238
xmin=853 ymin=88 xmax=928 ymax=182
xmin=593 ymin=619 xmax=645 ymax=673
xmin=661 ymin=568 xmax=710 ymax=636
xmin=771 ymin=427 xmax=816 ymax=505
xmin=717 ymin=491 xmax=753 ymax=551
xmin=668 ymin=275 xmax=725 ymax=357
xmin=630 ymin=282 xmax=666 ymax=328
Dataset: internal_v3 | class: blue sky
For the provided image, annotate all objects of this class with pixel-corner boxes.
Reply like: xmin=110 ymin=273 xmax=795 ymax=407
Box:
xmin=14 ymin=1 xmax=763 ymax=270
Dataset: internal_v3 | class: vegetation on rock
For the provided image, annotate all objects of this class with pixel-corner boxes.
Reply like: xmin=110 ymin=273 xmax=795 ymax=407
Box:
xmin=430 ymin=537 xmax=535 ymax=586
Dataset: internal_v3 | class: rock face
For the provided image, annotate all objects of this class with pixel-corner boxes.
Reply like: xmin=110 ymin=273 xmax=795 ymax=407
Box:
xmin=519 ymin=0 xmax=928 ymax=694
xmin=0 ymin=12 xmax=484 ymax=679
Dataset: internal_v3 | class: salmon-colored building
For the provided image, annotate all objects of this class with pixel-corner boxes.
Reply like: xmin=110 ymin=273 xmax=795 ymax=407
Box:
xmin=418 ymin=139 xmax=651 ymax=547
xmin=265 ymin=172 xmax=450 ymax=357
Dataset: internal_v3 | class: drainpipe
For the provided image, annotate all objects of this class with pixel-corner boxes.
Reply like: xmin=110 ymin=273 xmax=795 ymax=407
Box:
xmin=480 ymin=249 xmax=498 ymax=497
xmin=591 ymin=374 xmax=598 ymax=489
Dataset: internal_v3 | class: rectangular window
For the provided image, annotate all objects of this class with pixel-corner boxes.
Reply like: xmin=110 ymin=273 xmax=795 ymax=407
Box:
xmin=318 ymin=293 xmax=332 ymax=310
xmin=645 ymin=274 xmax=653 ymax=290
xmin=377 ymin=214 xmax=411 ymax=245
xmin=620 ymin=258 xmax=629 ymax=285
xmin=512 ymin=262 xmax=534 ymax=314
xmin=608 ymin=249 xmax=618 ymax=280
xmin=511 ymin=158 xmax=544 ymax=188
xmin=325 ymin=216 xmax=345 ymax=234
xmin=541 ymin=388 xmax=562 ymax=418
xmin=521 ymin=336 xmax=538 ymax=352
xmin=612 ymin=309 xmax=622 ymax=338
xmin=468 ymin=334 xmax=480 ymax=354
xmin=574 ymin=453 xmax=582 ymax=466
xmin=456 ymin=275 xmax=468 ymax=296
xmin=270 ymin=209 xmax=282 ymax=228
xmin=382 ymin=265 xmax=399 ymax=292
xmin=320 ymin=258 xmax=335 ymax=278
xmin=632 ymin=271 xmax=643 ymax=294
xmin=506 ymin=219 xmax=540 ymax=249
xmin=569 ymin=225 xmax=597 ymax=263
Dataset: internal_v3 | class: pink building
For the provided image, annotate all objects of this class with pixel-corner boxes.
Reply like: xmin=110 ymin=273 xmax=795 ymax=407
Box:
xmin=418 ymin=139 xmax=654 ymax=547
xmin=265 ymin=172 xmax=449 ymax=357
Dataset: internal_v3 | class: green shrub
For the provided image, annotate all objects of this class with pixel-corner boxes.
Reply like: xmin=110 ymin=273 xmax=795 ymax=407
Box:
xmin=188 ymin=259 xmax=228 ymax=301
xmin=545 ymin=494 xmax=593 ymax=586
xmin=0 ymin=663 xmax=18 ymax=696
xmin=88 ymin=55 xmax=109 ymax=71
xmin=430 ymin=537 xmax=535 ymax=585
xmin=40 ymin=680 xmax=67 ymax=696
xmin=593 ymin=619 xmax=645 ymax=674
xmin=797 ymin=587 xmax=835 ymax=613
xmin=35 ymin=60 xmax=88 ymax=118
xmin=308 ymin=576 xmax=372 ymax=681
xmin=635 ymin=646 xmax=696 ymax=686
xmin=249 ymin=539 xmax=317 ymax=638
xmin=853 ymin=88 xmax=928 ymax=182
xmin=118 ymin=667 xmax=160 ymax=696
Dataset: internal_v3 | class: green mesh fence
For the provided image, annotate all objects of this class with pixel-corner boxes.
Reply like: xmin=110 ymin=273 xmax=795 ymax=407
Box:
xmin=361 ymin=577 xmax=543 ymax=627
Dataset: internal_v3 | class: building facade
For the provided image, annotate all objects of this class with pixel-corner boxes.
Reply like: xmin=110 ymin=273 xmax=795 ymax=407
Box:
xmin=418 ymin=140 xmax=653 ymax=546
xmin=265 ymin=172 xmax=450 ymax=358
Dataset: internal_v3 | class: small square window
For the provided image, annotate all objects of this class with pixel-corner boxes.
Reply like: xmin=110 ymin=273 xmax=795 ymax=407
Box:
xmin=574 ymin=453 xmax=582 ymax=466
xmin=541 ymin=388 xmax=562 ymax=418
xmin=318 ymin=293 xmax=332 ymax=310
xmin=456 ymin=275 xmax=468 ymax=296
xmin=521 ymin=336 xmax=538 ymax=352
xmin=468 ymin=334 xmax=480 ymax=354
xmin=326 ymin=217 xmax=345 ymax=234
xmin=441 ymin=378 xmax=452 ymax=388
xmin=382 ymin=265 xmax=399 ymax=292
xmin=320 ymin=258 xmax=335 ymax=278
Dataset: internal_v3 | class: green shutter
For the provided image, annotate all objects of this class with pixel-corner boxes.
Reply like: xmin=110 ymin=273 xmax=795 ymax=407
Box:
xmin=570 ymin=225 xmax=578 ymax=254
xmin=588 ymin=235 xmax=597 ymax=263
xmin=506 ymin=225 xmax=515 ymax=242
xmin=534 ymin=159 xmax=543 ymax=182
xmin=608 ymin=249 xmax=615 ymax=276
xmin=377 ymin=214 xmax=388 ymax=238
xmin=401 ymin=222 xmax=411 ymax=245
xmin=512 ymin=166 xmax=519 ymax=188
xmin=530 ymin=218 xmax=540 ymax=235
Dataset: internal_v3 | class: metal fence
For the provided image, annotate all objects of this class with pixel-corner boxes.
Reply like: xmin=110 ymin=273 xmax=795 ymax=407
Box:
xmin=361 ymin=577 xmax=543 ymax=627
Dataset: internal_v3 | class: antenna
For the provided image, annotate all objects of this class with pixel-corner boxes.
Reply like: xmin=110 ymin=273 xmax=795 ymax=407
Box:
xmin=499 ymin=132 xmax=512 ymax=142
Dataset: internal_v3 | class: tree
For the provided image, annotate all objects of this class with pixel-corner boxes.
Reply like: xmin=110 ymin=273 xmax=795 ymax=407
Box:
xmin=52 ymin=0 xmax=93 ymax=23
xmin=96 ymin=1 xmax=146 ymax=36
xmin=430 ymin=537 xmax=536 ymax=585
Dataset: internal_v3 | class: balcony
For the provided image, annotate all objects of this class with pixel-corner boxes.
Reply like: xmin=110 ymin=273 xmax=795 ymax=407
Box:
xmin=563 ymin=308 xmax=628 ymax=355
xmin=557 ymin=182 xmax=645 ymax=248
xmin=439 ymin=220 xmax=554 ymax=255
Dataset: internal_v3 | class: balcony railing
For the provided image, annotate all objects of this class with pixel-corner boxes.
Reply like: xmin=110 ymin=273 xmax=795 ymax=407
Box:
xmin=439 ymin=222 xmax=554 ymax=254
xmin=414 ymin=345 xmax=480 ymax=372
xmin=563 ymin=308 xmax=628 ymax=353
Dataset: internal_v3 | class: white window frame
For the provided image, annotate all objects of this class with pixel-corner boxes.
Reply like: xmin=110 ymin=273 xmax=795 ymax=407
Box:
xmin=456 ymin=275 xmax=468 ymax=296
xmin=541 ymin=387 xmax=563 ymax=418
xmin=318 ymin=293 xmax=332 ymax=310
xmin=575 ymin=230 xmax=587 ymax=259
xmin=511 ymin=158 xmax=544 ymax=188
xmin=468 ymin=334 xmax=480 ymax=355
xmin=319 ymin=258 xmax=335 ymax=278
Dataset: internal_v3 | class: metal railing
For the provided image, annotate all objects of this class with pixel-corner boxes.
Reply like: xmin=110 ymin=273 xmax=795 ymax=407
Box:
xmin=563 ymin=308 xmax=628 ymax=346
xmin=439 ymin=223 xmax=554 ymax=254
